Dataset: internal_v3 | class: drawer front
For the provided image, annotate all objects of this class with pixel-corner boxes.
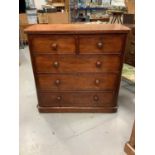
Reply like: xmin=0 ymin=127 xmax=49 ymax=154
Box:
xmin=79 ymin=34 xmax=125 ymax=53
xmin=36 ymin=74 xmax=118 ymax=91
xmin=38 ymin=92 xmax=115 ymax=107
xmin=34 ymin=55 xmax=121 ymax=73
xmin=30 ymin=35 xmax=76 ymax=53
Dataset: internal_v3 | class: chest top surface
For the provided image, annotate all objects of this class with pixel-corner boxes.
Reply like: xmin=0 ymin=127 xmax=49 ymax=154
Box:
xmin=24 ymin=24 xmax=130 ymax=34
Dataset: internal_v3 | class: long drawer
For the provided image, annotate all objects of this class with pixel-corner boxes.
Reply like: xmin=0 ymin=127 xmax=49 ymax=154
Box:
xmin=29 ymin=34 xmax=125 ymax=54
xmin=33 ymin=55 xmax=121 ymax=73
xmin=36 ymin=73 xmax=118 ymax=91
xmin=38 ymin=92 xmax=115 ymax=107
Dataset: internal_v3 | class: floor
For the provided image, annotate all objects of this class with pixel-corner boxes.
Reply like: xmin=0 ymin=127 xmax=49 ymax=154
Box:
xmin=19 ymin=46 xmax=135 ymax=155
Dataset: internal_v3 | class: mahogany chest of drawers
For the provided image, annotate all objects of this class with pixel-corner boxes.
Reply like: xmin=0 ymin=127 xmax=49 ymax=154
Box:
xmin=25 ymin=24 xmax=130 ymax=113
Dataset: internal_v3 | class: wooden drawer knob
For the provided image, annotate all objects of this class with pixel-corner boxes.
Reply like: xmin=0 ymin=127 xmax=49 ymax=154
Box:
xmin=51 ymin=43 xmax=57 ymax=50
xmin=93 ymin=95 xmax=99 ymax=101
xmin=57 ymin=96 xmax=62 ymax=101
xmin=97 ymin=42 xmax=103 ymax=49
xmin=96 ymin=61 xmax=102 ymax=68
xmin=95 ymin=79 xmax=100 ymax=85
xmin=53 ymin=61 xmax=59 ymax=68
xmin=55 ymin=79 xmax=60 ymax=85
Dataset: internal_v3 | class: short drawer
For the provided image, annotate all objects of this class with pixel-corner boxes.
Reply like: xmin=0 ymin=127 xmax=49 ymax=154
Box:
xmin=36 ymin=73 xmax=118 ymax=91
xmin=29 ymin=35 xmax=76 ymax=53
xmin=79 ymin=34 xmax=125 ymax=53
xmin=38 ymin=92 xmax=115 ymax=107
xmin=34 ymin=55 xmax=121 ymax=73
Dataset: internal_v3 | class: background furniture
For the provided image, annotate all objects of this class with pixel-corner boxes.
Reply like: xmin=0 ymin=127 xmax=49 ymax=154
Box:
xmin=42 ymin=3 xmax=65 ymax=12
xmin=44 ymin=0 xmax=66 ymax=12
xmin=19 ymin=13 xmax=32 ymax=44
xmin=124 ymin=122 xmax=135 ymax=155
xmin=124 ymin=24 xmax=135 ymax=67
xmin=110 ymin=10 xmax=124 ymax=24
xmin=125 ymin=0 xmax=135 ymax=14
xmin=69 ymin=0 xmax=111 ymax=22
xmin=25 ymin=24 xmax=129 ymax=113
xmin=89 ymin=16 xmax=110 ymax=22
xmin=38 ymin=12 xmax=69 ymax=24
xmin=123 ymin=13 xmax=135 ymax=24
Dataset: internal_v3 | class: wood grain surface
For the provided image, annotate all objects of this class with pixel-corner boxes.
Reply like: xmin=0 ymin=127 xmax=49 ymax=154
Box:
xmin=25 ymin=24 xmax=130 ymax=34
xmin=33 ymin=55 xmax=121 ymax=73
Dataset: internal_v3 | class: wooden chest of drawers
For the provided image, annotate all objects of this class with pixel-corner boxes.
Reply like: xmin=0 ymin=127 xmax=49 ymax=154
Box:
xmin=25 ymin=24 xmax=130 ymax=113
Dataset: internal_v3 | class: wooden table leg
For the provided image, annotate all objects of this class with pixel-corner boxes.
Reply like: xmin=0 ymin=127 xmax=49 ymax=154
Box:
xmin=119 ymin=15 xmax=123 ymax=24
xmin=113 ymin=16 xmax=117 ymax=23
xmin=111 ymin=16 xmax=115 ymax=23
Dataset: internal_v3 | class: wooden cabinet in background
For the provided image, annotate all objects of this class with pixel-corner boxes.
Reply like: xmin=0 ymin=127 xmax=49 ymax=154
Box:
xmin=125 ymin=0 xmax=135 ymax=14
xmin=124 ymin=24 xmax=135 ymax=67
xmin=19 ymin=13 xmax=33 ymax=43
xmin=25 ymin=24 xmax=129 ymax=113
xmin=38 ymin=12 xmax=69 ymax=24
